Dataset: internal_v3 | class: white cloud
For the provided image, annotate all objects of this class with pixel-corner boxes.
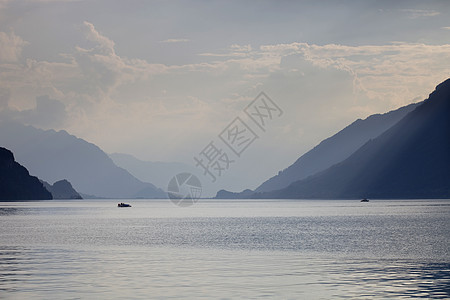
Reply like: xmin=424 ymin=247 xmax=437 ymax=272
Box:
xmin=82 ymin=21 xmax=116 ymax=55
xmin=0 ymin=31 xmax=28 ymax=62
xmin=400 ymin=9 xmax=440 ymax=18
xmin=442 ymin=26 xmax=450 ymax=30
xmin=2 ymin=26 xmax=449 ymax=117
xmin=255 ymin=42 xmax=450 ymax=107
xmin=159 ymin=38 xmax=190 ymax=43
xmin=230 ymin=44 xmax=252 ymax=52
xmin=0 ymin=0 xmax=8 ymax=9
xmin=0 ymin=95 xmax=67 ymax=128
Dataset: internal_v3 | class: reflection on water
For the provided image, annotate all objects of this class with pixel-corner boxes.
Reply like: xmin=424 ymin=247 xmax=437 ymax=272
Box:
xmin=338 ymin=260 xmax=450 ymax=298
xmin=0 ymin=246 xmax=448 ymax=299
xmin=0 ymin=200 xmax=449 ymax=299
xmin=0 ymin=207 xmax=21 ymax=216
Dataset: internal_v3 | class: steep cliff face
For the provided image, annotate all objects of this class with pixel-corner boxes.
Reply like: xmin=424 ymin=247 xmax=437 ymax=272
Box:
xmin=0 ymin=147 xmax=52 ymax=200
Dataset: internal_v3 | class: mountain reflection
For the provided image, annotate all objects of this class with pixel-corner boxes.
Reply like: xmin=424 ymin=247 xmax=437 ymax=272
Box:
xmin=0 ymin=207 xmax=21 ymax=216
xmin=0 ymin=245 xmax=448 ymax=298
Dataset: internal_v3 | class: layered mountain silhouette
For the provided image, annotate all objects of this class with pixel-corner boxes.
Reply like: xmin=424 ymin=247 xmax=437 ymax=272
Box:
xmin=256 ymin=78 xmax=450 ymax=199
xmin=0 ymin=147 xmax=52 ymax=200
xmin=109 ymin=152 xmax=250 ymax=198
xmin=109 ymin=153 xmax=197 ymax=192
xmin=216 ymin=101 xmax=420 ymax=198
xmin=41 ymin=179 xmax=82 ymax=199
xmin=255 ymin=102 xmax=421 ymax=192
xmin=0 ymin=123 xmax=166 ymax=198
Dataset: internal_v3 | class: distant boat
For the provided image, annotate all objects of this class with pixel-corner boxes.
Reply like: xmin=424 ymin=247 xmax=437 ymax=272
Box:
xmin=118 ymin=202 xmax=132 ymax=207
xmin=360 ymin=198 xmax=369 ymax=202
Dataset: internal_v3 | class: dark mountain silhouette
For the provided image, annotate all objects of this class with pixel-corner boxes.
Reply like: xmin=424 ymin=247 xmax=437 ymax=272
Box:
xmin=0 ymin=122 xmax=166 ymax=198
xmin=216 ymin=189 xmax=254 ymax=199
xmin=0 ymin=147 xmax=52 ymax=200
xmin=216 ymin=101 xmax=420 ymax=198
xmin=256 ymin=102 xmax=420 ymax=192
xmin=41 ymin=179 xmax=82 ymax=199
xmin=259 ymin=78 xmax=450 ymax=199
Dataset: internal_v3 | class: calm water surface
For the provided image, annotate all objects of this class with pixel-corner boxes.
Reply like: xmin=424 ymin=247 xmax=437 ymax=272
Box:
xmin=0 ymin=199 xmax=449 ymax=299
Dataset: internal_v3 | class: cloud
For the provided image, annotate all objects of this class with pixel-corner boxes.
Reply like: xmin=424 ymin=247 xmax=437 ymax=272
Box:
xmin=230 ymin=44 xmax=252 ymax=52
xmin=0 ymin=31 xmax=28 ymax=62
xmin=5 ymin=22 xmax=447 ymax=120
xmin=0 ymin=95 xmax=67 ymax=128
xmin=0 ymin=87 xmax=10 ymax=109
xmin=159 ymin=38 xmax=190 ymax=43
xmin=2 ymin=26 xmax=449 ymax=116
xmin=199 ymin=44 xmax=253 ymax=58
xmin=400 ymin=9 xmax=440 ymax=18
xmin=81 ymin=21 xmax=116 ymax=55
xmin=254 ymin=42 xmax=450 ymax=107
xmin=69 ymin=22 xmax=170 ymax=98
xmin=0 ymin=0 xmax=8 ymax=9
xmin=442 ymin=26 xmax=450 ymax=30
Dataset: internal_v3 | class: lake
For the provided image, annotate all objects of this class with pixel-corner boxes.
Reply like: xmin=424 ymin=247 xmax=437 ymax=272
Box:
xmin=0 ymin=199 xmax=449 ymax=299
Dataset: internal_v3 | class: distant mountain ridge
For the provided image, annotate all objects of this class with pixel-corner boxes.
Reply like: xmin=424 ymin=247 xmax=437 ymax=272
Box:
xmin=258 ymin=78 xmax=450 ymax=199
xmin=42 ymin=179 xmax=82 ymax=199
xmin=256 ymin=102 xmax=421 ymax=193
xmin=216 ymin=101 xmax=421 ymax=198
xmin=109 ymin=152 xmax=246 ymax=198
xmin=0 ymin=147 xmax=52 ymax=200
xmin=109 ymin=153 xmax=197 ymax=192
xmin=0 ymin=122 xmax=166 ymax=199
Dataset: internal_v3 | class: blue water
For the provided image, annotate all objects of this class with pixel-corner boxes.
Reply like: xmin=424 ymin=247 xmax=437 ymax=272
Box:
xmin=0 ymin=199 xmax=449 ymax=299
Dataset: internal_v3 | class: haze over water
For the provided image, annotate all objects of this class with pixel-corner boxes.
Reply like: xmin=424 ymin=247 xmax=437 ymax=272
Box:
xmin=1 ymin=199 xmax=449 ymax=299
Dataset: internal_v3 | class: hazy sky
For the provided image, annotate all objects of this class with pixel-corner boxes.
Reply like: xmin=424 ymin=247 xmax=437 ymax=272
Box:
xmin=1 ymin=0 xmax=450 ymax=193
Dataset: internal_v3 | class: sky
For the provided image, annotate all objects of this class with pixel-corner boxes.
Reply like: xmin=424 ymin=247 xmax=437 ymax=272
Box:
xmin=0 ymin=0 xmax=450 ymax=194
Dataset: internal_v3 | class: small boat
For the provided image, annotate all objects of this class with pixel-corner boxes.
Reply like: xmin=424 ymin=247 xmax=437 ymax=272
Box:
xmin=117 ymin=202 xmax=132 ymax=207
xmin=360 ymin=198 xmax=369 ymax=202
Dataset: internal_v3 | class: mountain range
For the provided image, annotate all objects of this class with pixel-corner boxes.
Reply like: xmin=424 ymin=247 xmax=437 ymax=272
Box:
xmin=1 ymin=78 xmax=448 ymax=200
xmin=109 ymin=153 xmax=247 ymax=197
xmin=240 ymin=78 xmax=450 ymax=199
xmin=255 ymin=102 xmax=421 ymax=193
xmin=216 ymin=101 xmax=420 ymax=198
xmin=109 ymin=153 xmax=197 ymax=193
xmin=0 ymin=122 xmax=165 ymax=199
